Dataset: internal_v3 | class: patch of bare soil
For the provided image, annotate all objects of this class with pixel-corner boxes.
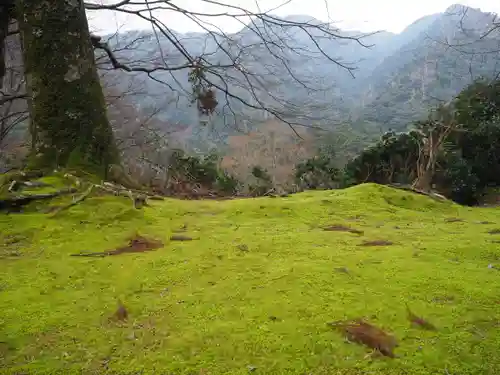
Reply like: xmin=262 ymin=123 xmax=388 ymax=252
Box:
xmin=327 ymin=319 xmax=398 ymax=358
xmin=71 ymin=235 xmax=163 ymax=257
xmin=323 ymin=224 xmax=364 ymax=235
xmin=359 ymin=240 xmax=394 ymax=247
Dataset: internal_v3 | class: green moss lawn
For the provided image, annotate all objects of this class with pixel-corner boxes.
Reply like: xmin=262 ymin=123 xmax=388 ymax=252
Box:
xmin=1 ymin=182 xmax=499 ymax=374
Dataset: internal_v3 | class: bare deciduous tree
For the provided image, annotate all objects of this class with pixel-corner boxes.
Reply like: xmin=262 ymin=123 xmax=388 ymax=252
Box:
xmin=412 ymin=103 xmax=460 ymax=192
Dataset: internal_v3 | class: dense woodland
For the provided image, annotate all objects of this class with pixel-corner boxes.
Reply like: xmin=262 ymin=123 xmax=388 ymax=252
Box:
xmin=0 ymin=1 xmax=499 ymax=205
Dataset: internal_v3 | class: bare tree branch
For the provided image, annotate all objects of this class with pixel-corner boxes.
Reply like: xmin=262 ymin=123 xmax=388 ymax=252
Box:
xmin=83 ymin=0 xmax=378 ymax=133
xmin=0 ymin=93 xmax=27 ymax=106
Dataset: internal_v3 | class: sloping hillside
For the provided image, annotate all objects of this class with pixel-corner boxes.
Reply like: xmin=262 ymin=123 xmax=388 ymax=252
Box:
xmin=359 ymin=5 xmax=500 ymax=129
xmin=1 ymin=178 xmax=499 ymax=374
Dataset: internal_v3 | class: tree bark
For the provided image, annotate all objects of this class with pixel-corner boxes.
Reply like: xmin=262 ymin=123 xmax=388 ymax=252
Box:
xmin=15 ymin=0 xmax=117 ymax=177
xmin=412 ymin=167 xmax=433 ymax=192
xmin=0 ymin=3 xmax=14 ymax=89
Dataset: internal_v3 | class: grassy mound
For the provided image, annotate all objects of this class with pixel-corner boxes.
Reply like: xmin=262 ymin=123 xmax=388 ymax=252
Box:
xmin=1 ymin=181 xmax=499 ymax=374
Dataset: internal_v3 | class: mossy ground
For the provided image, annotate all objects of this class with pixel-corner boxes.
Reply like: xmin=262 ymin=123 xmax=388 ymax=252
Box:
xmin=1 ymin=181 xmax=499 ymax=374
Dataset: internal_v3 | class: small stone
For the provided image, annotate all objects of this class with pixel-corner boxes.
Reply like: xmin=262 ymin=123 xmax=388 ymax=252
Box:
xmin=127 ymin=331 xmax=136 ymax=340
xmin=334 ymin=267 xmax=350 ymax=274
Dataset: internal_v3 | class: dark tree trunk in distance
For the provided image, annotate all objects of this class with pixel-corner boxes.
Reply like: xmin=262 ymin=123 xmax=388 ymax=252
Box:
xmin=16 ymin=0 xmax=117 ymax=177
xmin=0 ymin=2 xmax=15 ymax=88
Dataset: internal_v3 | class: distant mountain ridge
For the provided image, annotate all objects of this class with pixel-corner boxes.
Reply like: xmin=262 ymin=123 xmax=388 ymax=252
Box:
xmin=99 ymin=3 xmax=499 ymax=144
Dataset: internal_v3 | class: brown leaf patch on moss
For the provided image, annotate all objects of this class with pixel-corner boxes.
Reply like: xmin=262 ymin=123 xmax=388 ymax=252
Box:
xmin=406 ymin=304 xmax=437 ymax=331
xmin=170 ymin=234 xmax=195 ymax=241
xmin=71 ymin=234 xmax=163 ymax=257
xmin=327 ymin=319 xmax=398 ymax=358
xmin=112 ymin=301 xmax=128 ymax=321
xmin=358 ymin=240 xmax=394 ymax=247
xmin=112 ymin=235 xmax=163 ymax=254
xmin=323 ymin=224 xmax=364 ymax=235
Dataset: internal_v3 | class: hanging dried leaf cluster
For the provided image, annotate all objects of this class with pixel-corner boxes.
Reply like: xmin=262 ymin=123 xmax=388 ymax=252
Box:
xmin=188 ymin=58 xmax=218 ymax=116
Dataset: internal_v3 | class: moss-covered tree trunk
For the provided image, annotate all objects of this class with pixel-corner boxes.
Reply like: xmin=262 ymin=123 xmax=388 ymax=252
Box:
xmin=16 ymin=0 xmax=117 ymax=177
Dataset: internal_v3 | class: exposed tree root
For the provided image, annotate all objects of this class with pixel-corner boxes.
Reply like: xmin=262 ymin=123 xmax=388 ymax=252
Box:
xmin=0 ymin=170 xmax=167 ymax=213
xmin=63 ymin=173 xmax=161 ymax=210
xmin=0 ymin=188 xmax=78 ymax=212
xmin=388 ymin=183 xmax=448 ymax=201
xmin=49 ymin=185 xmax=94 ymax=216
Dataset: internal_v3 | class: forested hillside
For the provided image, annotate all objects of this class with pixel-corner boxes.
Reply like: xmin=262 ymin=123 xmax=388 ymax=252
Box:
xmin=98 ymin=4 xmax=500 ymax=139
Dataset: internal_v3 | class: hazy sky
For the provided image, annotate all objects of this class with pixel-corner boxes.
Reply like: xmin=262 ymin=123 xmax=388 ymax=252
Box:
xmin=87 ymin=0 xmax=500 ymax=35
